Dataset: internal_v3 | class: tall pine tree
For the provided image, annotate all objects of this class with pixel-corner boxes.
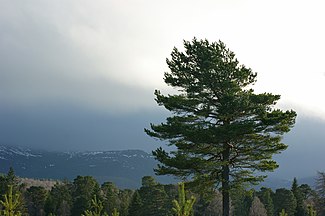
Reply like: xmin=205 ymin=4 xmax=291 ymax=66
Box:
xmin=145 ymin=38 xmax=296 ymax=216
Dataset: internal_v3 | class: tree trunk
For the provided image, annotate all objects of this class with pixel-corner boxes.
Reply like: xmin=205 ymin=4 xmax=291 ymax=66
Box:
xmin=222 ymin=145 xmax=230 ymax=216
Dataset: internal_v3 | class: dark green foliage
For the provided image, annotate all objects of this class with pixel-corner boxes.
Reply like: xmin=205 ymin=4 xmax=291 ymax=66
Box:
xmin=298 ymin=184 xmax=319 ymax=216
xmin=0 ymin=168 xmax=22 ymax=196
xmin=291 ymin=178 xmax=307 ymax=216
xmin=191 ymin=187 xmax=217 ymax=216
xmin=145 ymin=38 xmax=297 ymax=216
xmin=71 ymin=176 xmax=100 ymax=216
xmin=256 ymin=187 xmax=274 ymax=216
xmin=0 ymin=175 xmax=7 ymax=196
xmin=25 ymin=186 xmax=47 ymax=216
xmin=141 ymin=176 xmax=157 ymax=188
xmin=231 ymin=188 xmax=254 ymax=216
xmin=101 ymin=182 xmax=120 ymax=214
xmin=118 ymin=189 xmax=133 ymax=216
xmin=45 ymin=181 xmax=73 ymax=216
xmin=100 ymin=182 xmax=133 ymax=216
xmin=43 ymin=178 xmax=133 ymax=216
xmin=0 ymin=168 xmax=27 ymax=215
xmin=137 ymin=176 xmax=170 ymax=216
xmin=82 ymin=195 xmax=108 ymax=216
xmin=6 ymin=168 xmax=19 ymax=192
xmin=0 ymin=172 xmax=322 ymax=216
xmin=141 ymin=184 xmax=169 ymax=216
xmin=163 ymin=184 xmax=179 ymax=215
xmin=273 ymin=188 xmax=297 ymax=216
xmin=127 ymin=191 xmax=143 ymax=216
xmin=298 ymin=184 xmax=313 ymax=201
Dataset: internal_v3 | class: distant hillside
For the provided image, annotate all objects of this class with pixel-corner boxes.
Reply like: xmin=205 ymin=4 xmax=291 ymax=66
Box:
xmin=0 ymin=145 xmax=315 ymax=189
xmin=0 ymin=145 xmax=174 ymax=188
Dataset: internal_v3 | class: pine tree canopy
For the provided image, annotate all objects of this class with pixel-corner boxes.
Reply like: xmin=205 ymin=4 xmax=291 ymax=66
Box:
xmin=145 ymin=38 xmax=297 ymax=188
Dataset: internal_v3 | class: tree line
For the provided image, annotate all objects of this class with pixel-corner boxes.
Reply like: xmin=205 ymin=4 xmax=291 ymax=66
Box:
xmin=0 ymin=168 xmax=324 ymax=216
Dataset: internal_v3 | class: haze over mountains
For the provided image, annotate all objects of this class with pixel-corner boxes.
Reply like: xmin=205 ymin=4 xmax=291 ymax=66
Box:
xmin=0 ymin=104 xmax=324 ymax=181
xmin=0 ymin=144 xmax=317 ymax=190
xmin=0 ymin=145 xmax=174 ymax=188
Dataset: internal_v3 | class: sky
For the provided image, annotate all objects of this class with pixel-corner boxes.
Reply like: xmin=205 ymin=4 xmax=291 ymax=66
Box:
xmin=0 ymin=0 xmax=324 ymax=179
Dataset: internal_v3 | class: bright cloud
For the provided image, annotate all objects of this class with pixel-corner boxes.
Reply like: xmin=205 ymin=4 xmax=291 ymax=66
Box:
xmin=1 ymin=0 xmax=325 ymax=117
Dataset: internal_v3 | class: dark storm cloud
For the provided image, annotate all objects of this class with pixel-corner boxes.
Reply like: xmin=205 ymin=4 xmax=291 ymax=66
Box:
xmin=0 ymin=1 xmax=161 ymax=151
xmin=0 ymin=104 xmax=168 ymax=152
xmin=270 ymin=115 xmax=325 ymax=179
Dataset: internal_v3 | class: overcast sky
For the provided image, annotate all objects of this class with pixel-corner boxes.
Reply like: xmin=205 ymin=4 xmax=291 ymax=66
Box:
xmin=0 ymin=0 xmax=324 ymax=179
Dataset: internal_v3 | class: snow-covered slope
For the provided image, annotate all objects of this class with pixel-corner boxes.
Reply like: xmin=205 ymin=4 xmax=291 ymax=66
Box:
xmin=0 ymin=145 xmax=171 ymax=188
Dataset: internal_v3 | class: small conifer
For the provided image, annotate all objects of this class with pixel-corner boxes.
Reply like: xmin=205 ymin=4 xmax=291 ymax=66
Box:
xmin=0 ymin=185 xmax=22 ymax=216
xmin=172 ymin=182 xmax=196 ymax=216
xmin=279 ymin=209 xmax=288 ymax=216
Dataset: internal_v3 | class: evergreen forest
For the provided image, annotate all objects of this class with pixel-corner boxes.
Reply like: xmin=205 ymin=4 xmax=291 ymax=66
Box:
xmin=0 ymin=168 xmax=324 ymax=216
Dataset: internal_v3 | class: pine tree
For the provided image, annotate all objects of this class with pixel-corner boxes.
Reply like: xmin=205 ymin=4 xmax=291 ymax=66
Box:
xmin=257 ymin=187 xmax=274 ymax=216
xmin=3 ymin=168 xmax=20 ymax=196
xmin=291 ymin=178 xmax=306 ymax=216
xmin=172 ymin=182 xmax=196 ymax=216
xmin=273 ymin=188 xmax=297 ymax=216
xmin=232 ymin=188 xmax=254 ymax=216
xmin=118 ymin=189 xmax=133 ymax=216
xmin=164 ymin=184 xmax=179 ymax=216
xmin=0 ymin=175 xmax=7 ymax=196
xmin=71 ymin=176 xmax=100 ymax=216
xmin=3 ymin=168 xmax=26 ymax=214
xmin=138 ymin=176 xmax=169 ymax=216
xmin=279 ymin=209 xmax=288 ymax=216
xmin=45 ymin=181 xmax=72 ymax=216
xmin=127 ymin=191 xmax=142 ymax=216
xmin=306 ymin=205 xmax=316 ymax=216
xmin=6 ymin=168 xmax=18 ymax=191
xmin=0 ymin=185 xmax=22 ymax=216
xmin=82 ymin=195 xmax=108 ymax=216
xmin=25 ymin=186 xmax=47 ymax=216
xmin=298 ymin=184 xmax=313 ymax=201
xmin=145 ymin=38 xmax=296 ymax=216
xmin=101 ymin=182 xmax=120 ymax=214
xmin=111 ymin=208 xmax=119 ymax=216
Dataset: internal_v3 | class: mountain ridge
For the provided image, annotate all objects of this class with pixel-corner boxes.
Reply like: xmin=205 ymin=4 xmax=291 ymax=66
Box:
xmin=0 ymin=144 xmax=173 ymax=188
xmin=0 ymin=145 xmax=315 ymax=189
